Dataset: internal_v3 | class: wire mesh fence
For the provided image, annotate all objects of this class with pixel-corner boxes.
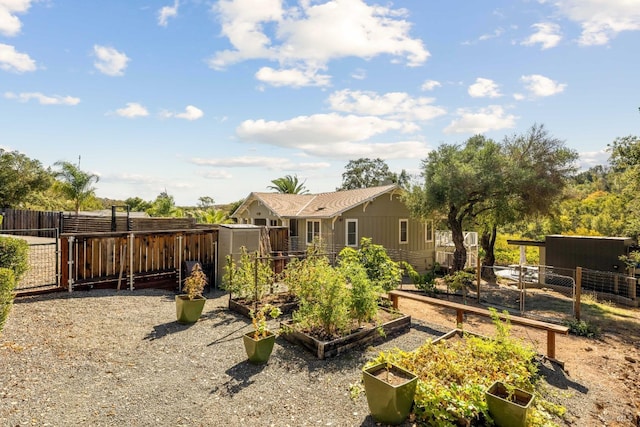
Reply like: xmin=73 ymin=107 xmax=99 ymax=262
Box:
xmin=479 ymin=264 xmax=575 ymax=323
xmin=580 ymin=268 xmax=638 ymax=305
xmin=1 ymin=229 xmax=59 ymax=291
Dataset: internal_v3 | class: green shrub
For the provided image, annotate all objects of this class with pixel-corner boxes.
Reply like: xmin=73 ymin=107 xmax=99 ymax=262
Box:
xmin=399 ymin=261 xmax=438 ymax=295
xmin=366 ymin=310 xmax=560 ymax=426
xmin=0 ymin=267 xmax=16 ymax=332
xmin=339 ymin=260 xmax=379 ymax=326
xmin=339 ymin=238 xmax=401 ymax=292
xmin=564 ymin=318 xmax=601 ymax=338
xmin=0 ymin=236 xmax=29 ymax=282
xmin=221 ymin=247 xmax=273 ymax=302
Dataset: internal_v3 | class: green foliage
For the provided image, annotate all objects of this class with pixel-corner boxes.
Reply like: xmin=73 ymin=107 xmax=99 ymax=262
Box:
xmin=53 ymin=160 xmax=100 ymax=214
xmin=267 ymin=174 xmax=309 ymax=194
xmin=283 ymin=244 xmax=382 ymax=338
xmin=124 ymin=196 xmax=153 ymax=212
xmin=0 ymin=267 xmax=16 ymax=332
xmin=492 ymin=233 xmax=540 ymax=265
xmin=146 ymin=191 xmax=184 ymax=217
xmin=182 ymin=263 xmax=207 ymax=300
xmin=443 ymin=271 xmax=475 ymax=303
xmin=0 ymin=236 xmax=29 ymax=282
xmin=339 ymin=237 xmax=401 ymax=292
xmin=0 ymin=149 xmax=52 ymax=209
xmin=222 ymin=247 xmax=274 ymax=302
xmin=338 ymin=158 xmax=408 ymax=190
xmin=563 ymin=318 xmax=601 ymax=338
xmin=399 ymin=261 xmax=438 ymax=295
xmin=365 ymin=311 xmax=558 ymax=426
xmin=249 ymin=303 xmax=281 ymax=339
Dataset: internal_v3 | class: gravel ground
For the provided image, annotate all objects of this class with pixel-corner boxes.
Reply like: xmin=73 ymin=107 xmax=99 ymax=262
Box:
xmin=0 ymin=288 xmax=448 ymax=427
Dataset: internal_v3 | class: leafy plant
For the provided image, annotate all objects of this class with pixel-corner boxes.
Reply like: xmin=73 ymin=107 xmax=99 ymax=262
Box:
xmin=0 ymin=267 xmax=16 ymax=332
xmin=249 ymin=303 xmax=281 ymax=339
xmin=339 ymin=238 xmax=402 ymax=292
xmin=363 ymin=311 xmax=562 ymax=426
xmin=0 ymin=236 xmax=29 ymax=282
xmin=338 ymin=258 xmax=379 ymax=326
xmin=399 ymin=261 xmax=438 ymax=295
xmin=222 ymin=247 xmax=274 ymax=302
xmin=182 ymin=263 xmax=207 ymax=300
xmin=563 ymin=318 xmax=601 ymax=338
xmin=443 ymin=270 xmax=475 ymax=303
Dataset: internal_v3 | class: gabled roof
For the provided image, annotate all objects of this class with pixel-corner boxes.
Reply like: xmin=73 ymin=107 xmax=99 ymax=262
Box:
xmin=232 ymin=184 xmax=401 ymax=219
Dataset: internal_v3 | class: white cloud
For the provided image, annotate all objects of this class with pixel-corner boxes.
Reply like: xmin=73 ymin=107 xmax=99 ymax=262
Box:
xmin=421 ymin=79 xmax=441 ymax=91
xmin=200 ymin=170 xmax=233 ymax=180
xmin=93 ymin=45 xmax=130 ymax=76
xmin=162 ymin=105 xmax=204 ymax=120
xmin=328 ymin=89 xmax=446 ymax=121
xmin=192 ymin=156 xmax=331 ymax=171
xmin=0 ymin=0 xmax=31 ymax=36
xmin=115 ymin=102 xmax=149 ymax=118
xmin=551 ymin=0 xmax=640 ymax=46
xmin=0 ymin=43 xmax=35 ymax=72
xmin=443 ymin=105 xmax=517 ymax=134
xmin=4 ymin=91 xmax=80 ymax=105
xmin=158 ymin=1 xmax=179 ymax=27
xmin=468 ymin=78 xmax=501 ymax=98
xmin=235 ymin=113 xmax=428 ymax=159
xmin=209 ymin=0 xmax=429 ymax=87
xmin=578 ymin=149 xmax=608 ymax=169
xmin=351 ymin=68 xmax=366 ymax=80
xmin=521 ymin=74 xmax=566 ymax=97
xmin=255 ymin=66 xmax=331 ymax=87
xmin=463 ymin=27 xmax=505 ymax=45
xmin=522 ymin=22 xmax=562 ymax=49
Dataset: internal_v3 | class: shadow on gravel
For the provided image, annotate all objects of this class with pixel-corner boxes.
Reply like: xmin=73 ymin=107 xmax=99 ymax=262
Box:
xmin=538 ymin=359 xmax=589 ymax=394
xmin=143 ymin=320 xmax=195 ymax=340
xmin=211 ymin=360 xmax=267 ymax=396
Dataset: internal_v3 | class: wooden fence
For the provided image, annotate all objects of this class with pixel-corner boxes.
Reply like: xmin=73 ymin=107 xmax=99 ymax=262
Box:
xmin=61 ymin=228 xmax=218 ymax=291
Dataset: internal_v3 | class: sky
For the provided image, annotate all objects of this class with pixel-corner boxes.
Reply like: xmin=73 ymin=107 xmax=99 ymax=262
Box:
xmin=1 ymin=0 xmax=639 ymax=206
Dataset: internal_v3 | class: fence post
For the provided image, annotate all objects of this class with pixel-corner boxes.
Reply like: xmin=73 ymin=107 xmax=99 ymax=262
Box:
xmin=128 ymin=232 xmax=135 ymax=291
xmin=67 ymin=236 xmax=75 ymax=292
xmin=629 ymin=276 xmax=637 ymax=301
xmin=253 ymin=252 xmax=259 ymax=314
xmin=476 ymin=255 xmax=481 ymax=304
xmin=575 ymin=267 xmax=582 ymax=321
xmin=177 ymin=234 xmax=183 ymax=292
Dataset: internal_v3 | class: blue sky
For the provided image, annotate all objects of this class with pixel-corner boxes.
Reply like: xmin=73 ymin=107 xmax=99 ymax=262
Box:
xmin=1 ymin=0 xmax=639 ymax=206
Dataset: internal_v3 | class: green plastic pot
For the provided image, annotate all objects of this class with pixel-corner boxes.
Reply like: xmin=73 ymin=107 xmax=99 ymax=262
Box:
xmin=485 ymin=381 xmax=534 ymax=427
xmin=175 ymin=295 xmax=206 ymax=324
xmin=362 ymin=362 xmax=418 ymax=425
xmin=243 ymin=331 xmax=276 ymax=364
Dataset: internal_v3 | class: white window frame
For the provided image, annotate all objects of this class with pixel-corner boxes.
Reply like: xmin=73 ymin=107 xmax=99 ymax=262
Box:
xmin=306 ymin=220 xmax=321 ymax=245
xmin=425 ymin=220 xmax=434 ymax=242
xmin=345 ymin=219 xmax=358 ymax=247
xmin=399 ymin=219 xmax=408 ymax=244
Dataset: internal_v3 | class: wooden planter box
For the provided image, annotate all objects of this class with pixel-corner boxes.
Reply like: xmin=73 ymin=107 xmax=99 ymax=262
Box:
xmin=228 ymin=294 xmax=298 ymax=318
xmin=280 ymin=310 xmax=411 ymax=359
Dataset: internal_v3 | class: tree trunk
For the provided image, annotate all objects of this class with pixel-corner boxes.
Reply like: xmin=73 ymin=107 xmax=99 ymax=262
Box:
xmin=448 ymin=207 xmax=467 ymax=272
xmin=480 ymin=224 xmax=497 ymax=280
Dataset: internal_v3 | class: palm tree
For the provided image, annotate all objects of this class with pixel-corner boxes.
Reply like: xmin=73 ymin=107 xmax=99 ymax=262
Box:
xmin=53 ymin=160 xmax=99 ymax=214
xmin=268 ymin=175 xmax=309 ymax=194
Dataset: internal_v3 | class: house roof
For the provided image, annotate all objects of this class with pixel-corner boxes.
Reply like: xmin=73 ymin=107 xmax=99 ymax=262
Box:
xmin=232 ymin=184 xmax=401 ymax=219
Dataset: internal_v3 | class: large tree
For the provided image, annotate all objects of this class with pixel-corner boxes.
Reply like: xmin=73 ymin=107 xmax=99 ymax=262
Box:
xmin=146 ymin=191 xmax=184 ymax=217
xmin=0 ymin=149 xmax=52 ymax=208
xmin=406 ymin=135 xmax=505 ymax=271
xmin=53 ymin=160 xmax=100 ymax=214
xmin=268 ymin=175 xmax=309 ymax=194
xmin=338 ymin=158 xmax=409 ymax=190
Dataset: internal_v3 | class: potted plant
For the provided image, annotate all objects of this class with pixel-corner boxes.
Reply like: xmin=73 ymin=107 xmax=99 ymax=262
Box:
xmin=485 ymin=380 xmax=534 ymax=427
xmin=243 ymin=304 xmax=282 ymax=364
xmin=362 ymin=361 xmax=418 ymax=425
xmin=175 ymin=263 xmax=207 ymax=324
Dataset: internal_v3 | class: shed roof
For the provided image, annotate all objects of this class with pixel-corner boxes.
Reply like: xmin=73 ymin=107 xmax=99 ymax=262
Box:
xmin=232 ymin=184 xmax=401 ymax=219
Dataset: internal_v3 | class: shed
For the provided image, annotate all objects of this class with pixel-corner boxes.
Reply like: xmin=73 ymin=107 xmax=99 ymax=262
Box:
xmin=216 ymin=224 xmax=263 ymax=286
xmin=544 ymin=235 xmax=635 ymax=273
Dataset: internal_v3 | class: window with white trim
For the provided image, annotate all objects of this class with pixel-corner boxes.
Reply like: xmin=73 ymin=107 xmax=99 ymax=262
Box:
xmin=345 ymin=219 xmax=358 ymax=247
xmin=306 ymin=220 xmax=320 ymax=244
xmin=399 ymin=219 xmax=408 ymax=244
xmin=425 ymin=220 xmax=434 ymax=242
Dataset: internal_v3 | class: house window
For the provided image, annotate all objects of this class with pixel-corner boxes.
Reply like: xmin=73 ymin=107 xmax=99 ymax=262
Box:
xmin=425 ymin=220 xmax=434 ymax=242
xmin=399 ymin=219 xmax=408 ymax=244
xmin=289 ymin=219 xmax=298 ymax=237
xmin=270 ymin=219 xmax=279 ymax=226
xmin=253 ymin=218 xmax=267 ymax=226
xmin=346 ymin=219 xmax=358 ymax=247
xmin=306 ymin=220 xmax=320 ymax=244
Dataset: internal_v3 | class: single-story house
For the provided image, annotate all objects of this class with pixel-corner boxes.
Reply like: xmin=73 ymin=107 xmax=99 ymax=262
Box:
xmin=231 ymin=184 xmax=435 ymax=271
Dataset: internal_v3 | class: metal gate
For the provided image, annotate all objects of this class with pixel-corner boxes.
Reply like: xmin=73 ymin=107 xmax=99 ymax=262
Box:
xmin=482 ymin=264 xmax=576 ymax=323
xmin=1 ymin=228 xmax=60 ymax=291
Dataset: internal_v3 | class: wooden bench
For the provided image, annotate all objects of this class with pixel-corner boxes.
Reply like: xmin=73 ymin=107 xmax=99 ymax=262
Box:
xmin=388 ymin=290 xmax=569 ymax=363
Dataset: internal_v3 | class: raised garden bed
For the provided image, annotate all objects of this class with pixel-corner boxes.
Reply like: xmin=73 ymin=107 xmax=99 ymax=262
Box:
xmin=280 ymin=309 xmax=411 ymax=359
xmin=228 ymin=293 xmax=298 ymax=318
